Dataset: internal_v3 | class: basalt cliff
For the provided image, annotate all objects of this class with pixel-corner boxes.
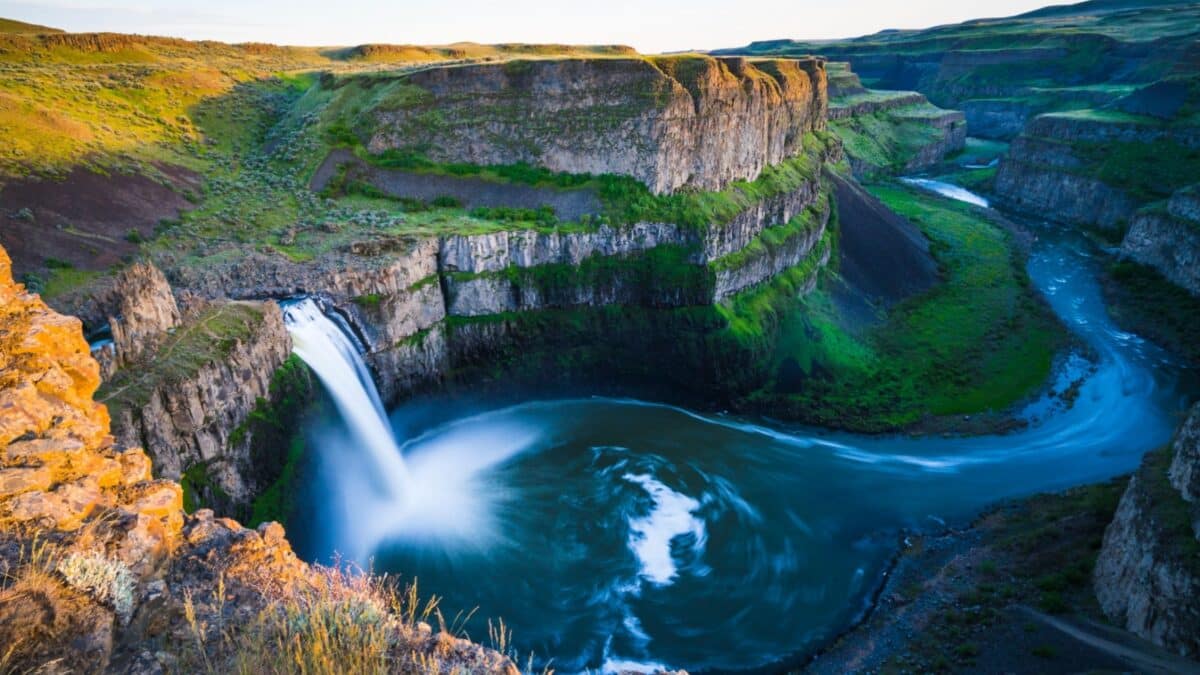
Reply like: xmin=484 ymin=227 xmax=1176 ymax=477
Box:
xmin=0 ymin=245 xmax=515 ymax=673
xmin=1094 ymin=402 xmax=1200 ymax=657
xmin=360 ymin=56 xmax=828 ymax=194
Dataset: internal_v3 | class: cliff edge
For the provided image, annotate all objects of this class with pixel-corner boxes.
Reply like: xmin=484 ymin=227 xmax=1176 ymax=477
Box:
xmin=1094 ymin=402 xmax=1200 ymax=657
xmin=0 ymin=243 xmax=515 ymax=673
xmin=356 ymin=55 xmax=827 ymax=194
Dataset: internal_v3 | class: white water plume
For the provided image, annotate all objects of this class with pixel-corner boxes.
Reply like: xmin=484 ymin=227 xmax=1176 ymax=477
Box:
xmin=283 ymin=298 xmax=541 ymax=560
xmin=284 ymin=299 xmax=411 ymax=493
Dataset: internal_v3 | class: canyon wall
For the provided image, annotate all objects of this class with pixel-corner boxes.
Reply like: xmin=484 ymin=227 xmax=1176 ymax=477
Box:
xmin=995 ymin=107 xmax=1200 ymax=231
xmin=71 ymin=258 xmax=301 ymax=516
xmin=0 ymin=243 xmax=513 ymax=672
xmin=1094 ymin=402 xmax=1200 ymax=657
xmin=358 ymin=55 xmax=827 ymax=194
xmin=824 ymin=62 xmax=966 ymax=178
xmin=1121 ymin=186 xmax=1200 ymax=297
xmin=171 ymin=158 xmax=836 ymax=403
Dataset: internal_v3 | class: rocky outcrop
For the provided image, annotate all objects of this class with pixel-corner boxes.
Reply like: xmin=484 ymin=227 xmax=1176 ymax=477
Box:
xmin=0 ymin=242 xmax=515 ymax=673
xmin=100 ymin=301 xmax=291 ymax=510
xmin=824 ymin=61 xmax=965 ymax=177
xmin=439 ymin=222 xmax=693 ymax=274
xmin=1094 ymin=403 xmax=1200 ymax=657
xmin=827 ymin=92 xmax=926 ymax=120
xmin=165 ymin=239 xmax=447 ymax=404
xmin=1121 ymin=186 xmax=1200 ymax=297
xmin=997 ymin=107 xmax=1200 ymax=232
xmin=360 ymin=55 xmax=827 ymax=194
xmin=107 ymin=262 xmax=181 ymax=368
xmin=1171 ymin=404 xmax=1200 ymax=506
xmin=995 ymin=142 xmax=1140 ymax=230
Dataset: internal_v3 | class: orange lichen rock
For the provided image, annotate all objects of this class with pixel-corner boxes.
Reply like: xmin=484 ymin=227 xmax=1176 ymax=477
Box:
xmin=0 ymin=242 xmax=515 ymax=672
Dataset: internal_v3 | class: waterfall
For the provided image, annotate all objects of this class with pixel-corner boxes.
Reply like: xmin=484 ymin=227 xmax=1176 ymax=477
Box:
xmin=282 ymin=297 xmax=544 ymax=561
xmin=282 ymin=298 xmax=411 ymax=494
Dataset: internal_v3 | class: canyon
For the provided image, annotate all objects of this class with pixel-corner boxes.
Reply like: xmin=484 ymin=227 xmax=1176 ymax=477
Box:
xmin=0 ymin=1 xmax=1198 ymax=671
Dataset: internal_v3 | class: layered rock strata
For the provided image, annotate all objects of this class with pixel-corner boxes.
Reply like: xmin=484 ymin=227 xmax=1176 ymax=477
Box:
xmin=360 ymin=55 xmax=828 ymax=194
xmin=1120 ymin=186 xmax=1200 ymax=297
xmin=0 ymin=243 xmax=514 ymax=673
xmin=100 ymin=300 xmax=293 ymax=510
xmin=1094 ymin=402 xmax=1200 ymax=657
xmin=995 ymin=112 xmax=1200 ymax=230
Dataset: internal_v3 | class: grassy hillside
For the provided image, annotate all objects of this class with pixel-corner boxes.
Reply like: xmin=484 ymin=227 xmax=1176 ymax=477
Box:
xmin=744 ymin=181 xmax=1065 ymax=431
xmin=0 ymin=26 xmax=642 ymax=178
xmin=715 ymin=0 xmax=1200 ymax=139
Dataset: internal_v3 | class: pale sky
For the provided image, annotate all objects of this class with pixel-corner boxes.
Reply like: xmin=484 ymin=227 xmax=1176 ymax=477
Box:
xmin=1 ymin=0 xmax=1060 ymax=53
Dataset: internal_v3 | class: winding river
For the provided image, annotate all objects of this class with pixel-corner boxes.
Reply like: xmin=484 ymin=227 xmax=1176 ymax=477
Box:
xmin=283 ymin=181 xmax=1195 ymax=673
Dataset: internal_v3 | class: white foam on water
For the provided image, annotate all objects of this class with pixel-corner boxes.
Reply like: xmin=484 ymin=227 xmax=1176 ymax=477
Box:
xmin=622 ymin=473 xmax=706 ymax=587
xmin=284 ymin=298 xmax=543 ymax=559
xmin=900 ymin=177 xmax=990 ymax=208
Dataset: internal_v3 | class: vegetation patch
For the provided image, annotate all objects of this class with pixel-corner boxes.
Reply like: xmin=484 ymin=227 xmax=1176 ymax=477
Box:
xmin=745 ymin=182 xmax=1066 ymax=431
xmin=1073 ymin=137 xmax=1200 ymax=204
xmin=242 ymin=355 xmax=315 ymax=527
xmin=97 ymin=302 xmax=266 ymax=415
xmin=830 ymin=103 xmax=953 ymax=176
xmin=1102 ymin=260 xmax=1200 ymax=366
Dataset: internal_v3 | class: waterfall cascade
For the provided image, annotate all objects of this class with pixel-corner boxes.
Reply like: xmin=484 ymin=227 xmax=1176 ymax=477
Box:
xmin=282 ymin=298 xmax=411 ymax=494
xmin=281 ymin=297 xmax=542 ymax=559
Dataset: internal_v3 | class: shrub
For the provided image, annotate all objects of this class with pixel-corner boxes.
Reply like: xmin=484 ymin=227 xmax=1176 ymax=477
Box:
xmin=469 ymin=205 xmax=558 ymax=226
xmin=57 ymin=551 xmax=136 ymax=623
xmin=125 ymin=228 xmax=145 ymax=244
xmin=431 ymin=195 xmax=461 ymax=208
xmin=19 ymin=272 xmax=44 ymax=293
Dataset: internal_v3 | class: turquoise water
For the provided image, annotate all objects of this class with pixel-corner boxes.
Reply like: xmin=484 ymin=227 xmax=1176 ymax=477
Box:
xmin=287 ymin=184 xmax=1194 ymax=672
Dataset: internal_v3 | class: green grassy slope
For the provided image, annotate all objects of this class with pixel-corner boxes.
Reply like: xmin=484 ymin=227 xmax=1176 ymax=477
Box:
xmin=714 ymin=0 xmax=1200 ymax=138
xmin=742 ymin=182 xmax=1065 ymax=430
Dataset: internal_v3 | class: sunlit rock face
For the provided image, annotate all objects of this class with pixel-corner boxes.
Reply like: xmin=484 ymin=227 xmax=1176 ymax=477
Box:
xmin=366 ymin=55 xmax=828 ymax=194
xmin=0 ymin=242 xmax=182 ymax=571
xmin=0 ymin=242 xmax=516 ymax=673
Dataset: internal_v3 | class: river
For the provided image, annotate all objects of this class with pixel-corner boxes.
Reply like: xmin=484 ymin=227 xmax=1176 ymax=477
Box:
xmin=283 ymin=180 xmax=1195 ymax=673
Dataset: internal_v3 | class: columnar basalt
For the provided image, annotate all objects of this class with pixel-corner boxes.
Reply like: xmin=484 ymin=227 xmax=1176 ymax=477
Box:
xmin=360 ymin=55 xmax=828 ymax=194
xmin=100 ymin=301 xmax=293 ymax=511
xmin=1094 ymin=402 xmax=1200 ymax=657
xmin=0 ymin=243 xmax=515 ymax=673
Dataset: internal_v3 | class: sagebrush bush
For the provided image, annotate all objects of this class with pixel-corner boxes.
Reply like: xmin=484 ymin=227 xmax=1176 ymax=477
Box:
xmin=56 ymin=551 xmax=136 ymax=623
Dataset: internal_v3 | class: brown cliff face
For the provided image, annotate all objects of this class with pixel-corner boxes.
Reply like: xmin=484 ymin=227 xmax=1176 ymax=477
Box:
xmin=108 ymin=261 xmax=182 ymax=367
xmin=101 ymin=300 xmax=293 ymax=510
xmin=1094 ymin=403 xmax=1200 ymax=657
xmin=363 ymin=55 xmax=827 ymax=194
xmin=0 ymin=242 xmax=515 ymax=673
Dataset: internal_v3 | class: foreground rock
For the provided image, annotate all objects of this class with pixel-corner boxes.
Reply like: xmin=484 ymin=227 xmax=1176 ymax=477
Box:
xmin=1094 ymin=402 xmax=1200 ymax=657
xmin=0 ymin=243 xmax=515 ymax=673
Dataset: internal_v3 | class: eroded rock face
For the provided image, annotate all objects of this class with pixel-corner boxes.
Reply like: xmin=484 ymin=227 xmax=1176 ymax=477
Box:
xmin=996 ymin=114 xmax=1200 ymax=231
xmin=1121 ymin=186 xmax=1200 ymax=297
xmin=365 ymin=56 xmax=827 ymax=194
xmin=1094 ymin=403 xmax=1200 ymax=656
xmin=103 ymin=301 xmax=292 ymax=508
xmin=1170 ymin=405 xmax=1200 ymax=513
xmin=0 ymin=242 xmax=515 ymax=673
xmin=108 ymin=261 xmax=182 ymax=367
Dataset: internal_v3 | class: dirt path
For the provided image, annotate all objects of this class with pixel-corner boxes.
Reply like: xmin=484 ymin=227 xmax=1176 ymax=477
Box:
xmin=1017 ymin=605 xmax=1200 ymax=675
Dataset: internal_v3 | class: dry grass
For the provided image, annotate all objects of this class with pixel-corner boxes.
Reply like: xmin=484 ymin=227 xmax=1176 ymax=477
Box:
xmin=0 ymin=533 xmax=132 ymax=673
xmin=176 ymin=563 xmax=529 ymax=675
